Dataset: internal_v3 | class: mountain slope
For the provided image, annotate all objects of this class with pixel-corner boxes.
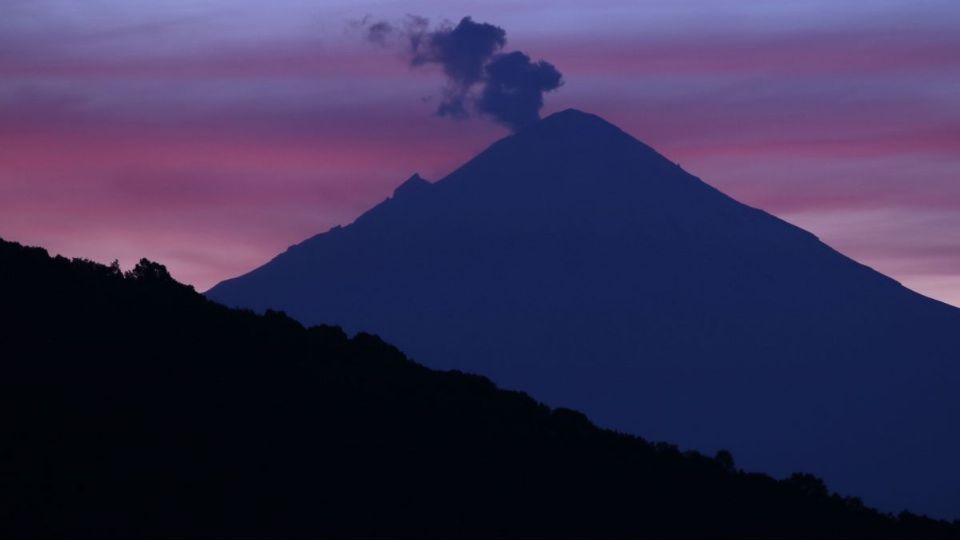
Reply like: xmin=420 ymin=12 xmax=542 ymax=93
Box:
xmin=208 ymin=109 xmax=960 ymax=517
xmin=7 ymin=237 xmax=960 ymax=538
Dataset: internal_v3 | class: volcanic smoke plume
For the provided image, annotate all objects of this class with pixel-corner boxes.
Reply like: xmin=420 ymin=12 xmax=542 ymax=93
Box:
xmin=362 ymin=16 xmax=563 ymax=131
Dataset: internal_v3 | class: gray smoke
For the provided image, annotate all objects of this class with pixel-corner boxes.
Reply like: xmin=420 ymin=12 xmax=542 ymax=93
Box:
xmin=478 ymin=50 xmax=563 ymax=131
xmin=361 ymin=16 xmax=563 ymax=131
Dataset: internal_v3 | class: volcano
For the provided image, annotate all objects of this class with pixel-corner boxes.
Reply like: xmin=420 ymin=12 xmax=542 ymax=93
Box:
xmin=207 ymin=109 xmax=960 ymax=517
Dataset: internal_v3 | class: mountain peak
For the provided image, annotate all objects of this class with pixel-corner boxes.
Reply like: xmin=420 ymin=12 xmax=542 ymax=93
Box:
xmin=392 ymin=173 xmax=431 ymax=199
xmin=535 ymin=108 xmax=623 ymax=134
xmin=495 ymin=108 xmax=648 ymax=159
xmin=543 ymin=108 xmax=605 ymax=123
xmin=434 ymin=108 xmax=675 ymax=196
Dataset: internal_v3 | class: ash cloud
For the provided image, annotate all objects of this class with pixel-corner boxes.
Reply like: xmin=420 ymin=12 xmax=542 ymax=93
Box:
xmin=479 ymin=51 xmax=563 ymax=131
xmin=366 ymin=20 xmax=394 ymax=46
xmin=360 ymin=16 xmax=563 ymax=131
xmin=410 ymin=17 xmax=505 ymax=119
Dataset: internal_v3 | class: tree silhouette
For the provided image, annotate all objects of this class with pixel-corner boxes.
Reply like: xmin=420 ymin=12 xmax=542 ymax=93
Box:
xmin=124 ymin=258 xmax=174 ymax=282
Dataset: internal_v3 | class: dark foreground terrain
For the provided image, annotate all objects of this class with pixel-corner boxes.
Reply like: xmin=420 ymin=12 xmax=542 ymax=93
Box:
xmin=1 ymin=237 xmax=957 ymax=538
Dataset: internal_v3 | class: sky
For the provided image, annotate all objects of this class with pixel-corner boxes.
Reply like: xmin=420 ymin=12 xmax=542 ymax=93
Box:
xmin=2 ymin=0 xmax=959 ymax=305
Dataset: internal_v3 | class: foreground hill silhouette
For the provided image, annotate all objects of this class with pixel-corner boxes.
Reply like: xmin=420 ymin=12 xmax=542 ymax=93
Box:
xmin=2 ymin=238 xmax=958 ymax=538
xmin=208 ymin=109 xmax=960 ymax=518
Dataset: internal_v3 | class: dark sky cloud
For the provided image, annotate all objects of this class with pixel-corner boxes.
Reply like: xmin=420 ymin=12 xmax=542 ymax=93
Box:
xmin=361 ymin=15 xmax=563 ymax=131
xmin=365 ymin=20 xmax=393 ymax=46
xmin=479 ymin=51 xmax=563 ymax=131
xmin=410 ymin=17 xmax=505 ymax=87
xmin=409 ymin=17 xmax=506 ymax=119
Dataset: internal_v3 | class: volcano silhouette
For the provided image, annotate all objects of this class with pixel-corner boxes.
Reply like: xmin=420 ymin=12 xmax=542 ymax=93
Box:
xmin=207 ymin=109 xmax=960 ymax=517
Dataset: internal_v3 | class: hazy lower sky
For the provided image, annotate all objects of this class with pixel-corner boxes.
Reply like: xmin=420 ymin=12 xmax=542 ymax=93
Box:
xmin=2 ymin=0 xmax=958 ymax=304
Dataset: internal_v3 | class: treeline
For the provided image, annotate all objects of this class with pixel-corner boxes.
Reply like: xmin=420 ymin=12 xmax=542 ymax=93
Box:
xmin=0 ymin=237 xmax=956 ymax=538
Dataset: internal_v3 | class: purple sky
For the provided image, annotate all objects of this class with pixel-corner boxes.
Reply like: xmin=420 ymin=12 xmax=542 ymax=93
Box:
xmin=2 ymin=0 xmax=959 ymax=305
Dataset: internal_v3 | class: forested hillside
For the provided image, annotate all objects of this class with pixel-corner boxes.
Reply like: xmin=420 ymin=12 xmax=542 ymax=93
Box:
xmin=1 ymin=238 xmax=956 ymax=538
